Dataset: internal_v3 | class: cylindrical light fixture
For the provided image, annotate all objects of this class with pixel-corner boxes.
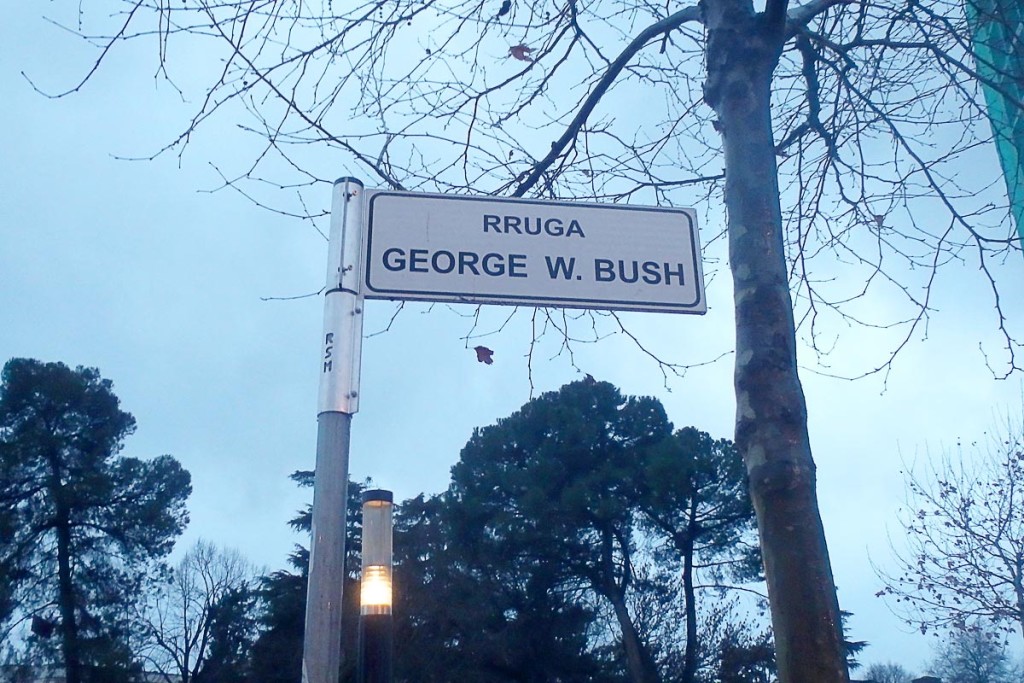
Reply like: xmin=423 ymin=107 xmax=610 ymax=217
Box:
xmin=359 ymin=489 xmax=394 ymax=683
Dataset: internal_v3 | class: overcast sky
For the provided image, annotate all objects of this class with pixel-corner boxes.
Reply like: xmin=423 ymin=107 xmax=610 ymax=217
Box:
xmin=3 ymin=3 xmax=1023 ymax=673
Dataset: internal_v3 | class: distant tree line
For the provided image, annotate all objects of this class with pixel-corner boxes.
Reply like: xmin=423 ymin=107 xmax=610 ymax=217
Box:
xmin=2 ymin=359 xmax=1022 ymax=682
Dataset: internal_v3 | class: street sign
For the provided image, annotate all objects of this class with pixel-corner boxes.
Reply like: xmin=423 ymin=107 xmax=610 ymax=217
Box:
xmin=361 ymin=191 xmax=705 ymax=314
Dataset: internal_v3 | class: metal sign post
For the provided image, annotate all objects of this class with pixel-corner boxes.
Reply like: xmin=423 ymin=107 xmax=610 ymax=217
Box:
xmin=303 ymin=177 xmax=365 ymax=683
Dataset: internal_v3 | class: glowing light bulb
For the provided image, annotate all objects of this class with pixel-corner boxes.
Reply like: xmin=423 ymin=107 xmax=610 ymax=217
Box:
xmin=361 ymin=565 xmax=392 ymax=612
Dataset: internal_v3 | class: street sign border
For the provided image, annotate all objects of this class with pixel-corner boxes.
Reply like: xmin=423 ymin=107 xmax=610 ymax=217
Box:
xmin=362 ymin=191 xmax=705 ymax=314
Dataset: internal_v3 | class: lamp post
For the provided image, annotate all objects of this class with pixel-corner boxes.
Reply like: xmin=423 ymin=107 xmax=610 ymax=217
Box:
xmin=359 ymin=489 xmax=394 ymax=683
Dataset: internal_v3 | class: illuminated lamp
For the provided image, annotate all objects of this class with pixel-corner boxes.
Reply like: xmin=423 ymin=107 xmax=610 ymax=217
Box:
xmin=359 ymin=489 xmax=393 ymax=683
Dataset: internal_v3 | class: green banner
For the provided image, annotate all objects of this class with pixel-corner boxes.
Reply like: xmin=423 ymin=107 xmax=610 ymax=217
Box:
xmin=966 ymin=0 xmax=1024 ymax=245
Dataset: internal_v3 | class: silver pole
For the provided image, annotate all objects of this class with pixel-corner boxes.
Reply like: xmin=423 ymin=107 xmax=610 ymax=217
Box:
xmin=303 ymin=177 xmax=365 ymax=683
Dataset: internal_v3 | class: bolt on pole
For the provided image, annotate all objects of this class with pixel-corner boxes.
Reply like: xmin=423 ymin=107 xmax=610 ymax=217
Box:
xmin=303 ymin=177 xmax=365 ymax=683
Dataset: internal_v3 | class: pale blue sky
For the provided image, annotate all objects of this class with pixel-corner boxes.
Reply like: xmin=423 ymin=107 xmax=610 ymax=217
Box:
xmin=2 ymin=3 xmax=1022 ymax=673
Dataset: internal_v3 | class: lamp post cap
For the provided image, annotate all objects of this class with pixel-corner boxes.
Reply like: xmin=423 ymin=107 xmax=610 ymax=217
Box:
xmin=362 ymin=489 xmax=394 ymax=503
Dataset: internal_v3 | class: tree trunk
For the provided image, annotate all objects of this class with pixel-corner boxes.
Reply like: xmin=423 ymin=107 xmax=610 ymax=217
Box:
xmin=680 ymin=507 xmax=699 ymax=683
xmin=607 ymin=590 xmax=660 ymax=683
xmin=702 ymin=0 xmax=850 ymax=681
xmin=595 ymin=528 xmax=659 ymax=683
xmin=55 ymin=507 xmax=82 ymax=683
xmin=47 ymin=442 xmax=83 ymax=683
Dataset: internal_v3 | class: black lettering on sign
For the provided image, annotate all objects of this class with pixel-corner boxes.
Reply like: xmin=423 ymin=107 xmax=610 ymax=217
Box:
xmin=382 ymin=248 xmax=405 ymax=271
xmin=545 ymin=256 xmax=576 ymax=280
xmin=564 ymin=219 xmax=585 ymax=238
xmin=459 ymin=252 xmax=480 ymax=275
xmin=663 ymin=262 xmax=686 ymax=285
xmin=593 ymin=259 xmax=687 ymax=286
xmin=482 ymin=253 xmax=506 ymax=276
xmin=432 ymin=251 xmax=456 ymax=274
xmin=409 ymin=249 xmax=429 ymax=273
xmin=378 ymin=247 xmax=529 ymax=278
xmin=323 ymin=332 xmax=335 ymax=373
xmin=482 ymin=214 xmax=586 ymax=237
xmin=509 ymin=254 xmax=528 ymax=278
xmin=642 ymin=262 xmax=661 ymax=284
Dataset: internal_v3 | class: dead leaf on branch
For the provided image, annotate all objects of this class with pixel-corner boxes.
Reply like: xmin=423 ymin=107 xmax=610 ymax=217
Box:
xmin=474 ymin=345 xmax=495 ymax=365
xmin=509 ymin=44 xmax=533 ymax=62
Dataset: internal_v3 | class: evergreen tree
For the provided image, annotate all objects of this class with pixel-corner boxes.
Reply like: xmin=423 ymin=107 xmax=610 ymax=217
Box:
xmin=392 ymin=493 xmax=612 ymax=683
xmin=0 ymin=358 xmax=191 ymax=683
xmin=638 ymin=427 xmax=760 ymax=683
xmin=449 ymin=379 xmax=672 ymax=683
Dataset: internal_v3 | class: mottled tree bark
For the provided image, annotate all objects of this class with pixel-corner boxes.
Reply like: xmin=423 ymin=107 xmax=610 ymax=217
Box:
xmin=702 ymin=0 xmax=850 ymax=680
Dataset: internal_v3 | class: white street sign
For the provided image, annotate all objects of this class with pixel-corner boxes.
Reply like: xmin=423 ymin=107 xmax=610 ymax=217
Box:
xmin=361 ymin=190 xmax=705 ymax=314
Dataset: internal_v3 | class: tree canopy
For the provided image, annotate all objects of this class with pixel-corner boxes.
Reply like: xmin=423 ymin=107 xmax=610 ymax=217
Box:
xmin=862 ymin=661 xmax=912 ymax=683
xmin=413 ymin=379 xmax=760 ymax=683
xmin=244 ymin=380 xmax=764 ymax=683
xmin=879 ymin=414 xmax=1024 ymax=643
xmin=0 ymin=358 xmax=192 ymax=683
xmin=448 ymin=379 xmax=674 ymax=683
xmin=393 ymin=492 xmax=612 ymax=683
xmin=39 ymin=0 xmax=1020 ymax=366
xmin=928 ymin=627 xmax=1022 ymax=683
xmin=135 ymin=540 xmax=260 ymax=683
